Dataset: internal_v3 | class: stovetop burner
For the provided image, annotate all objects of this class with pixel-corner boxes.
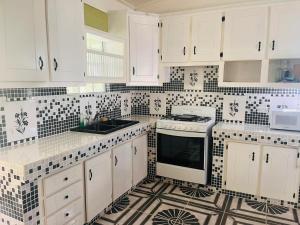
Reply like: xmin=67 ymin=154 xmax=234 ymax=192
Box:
xmin=163 ymin=114 xmax=211 ymax=123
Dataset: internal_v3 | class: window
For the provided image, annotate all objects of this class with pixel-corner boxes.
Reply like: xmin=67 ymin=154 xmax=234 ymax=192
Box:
xmin=86 ymin=27 xmax=125 ymax=82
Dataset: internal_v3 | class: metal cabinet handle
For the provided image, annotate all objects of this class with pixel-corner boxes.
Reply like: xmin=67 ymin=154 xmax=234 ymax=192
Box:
xmin=133 ymin=66 xmax=135 ymax=75
xmin=89 ymin=169 xmax=92 ymax=181
xmin=252 ymin=152 xmax=255 ymax=161
xmin=272 ymin=40 xmax=275 ymax=51
xmin=65 ymin=213 xmax=70 ymax=217
xmin=115 ymin=156 xmax=118 ymax=166
xmin=54 ymin=58 xmax=58 ymax=71
xmin=64 ymin=195 xmax=69 ymax=199
xmin=266 ymin=154 xmax=269 ymax=163
xmin=134 ymin=146 xmax=137 ymax=155
xmin=39 ymin=56 xmax=44 ymax=70
xmin=258 ymin=42 xmax=261 ymax=52
xmin=193 ymin=46 xmax=196 ymax=55
xmin=183 ymin=47 xmax=186 ymax=56
xmin=64 ymin=177 xmax=68 ymax=181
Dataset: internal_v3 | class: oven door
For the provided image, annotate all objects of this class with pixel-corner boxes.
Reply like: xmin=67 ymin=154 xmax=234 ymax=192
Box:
xmin=156 ymin=128 xmax=208 ymax=170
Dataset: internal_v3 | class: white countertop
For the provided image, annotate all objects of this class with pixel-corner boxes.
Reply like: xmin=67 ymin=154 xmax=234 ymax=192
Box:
xmin=213 ymin=122 xmax=300 ymax=138
xmin=0 ymin=116 xmax=157 ymax=170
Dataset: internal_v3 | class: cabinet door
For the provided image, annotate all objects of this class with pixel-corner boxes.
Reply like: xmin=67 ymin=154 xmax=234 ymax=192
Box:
xmin=85 ymin=151 xmax=112 ymax=222
xmin=161 ymin=15 xmax=190 ymax=63
xmin=223 ymin=6 xmax=268 ymax=60
xmin=0 ymin=0 xmax=48 ymax=81
xmin=268 ymin=2 xmax=300 ymax=59
xmin=191 ymin=11 xmax=222 ymax=62
xmin=132 ymin=135 xmax=148 ymax=186
xmin=260 ymin=146 xmax=299 ymax=202
xmin=47 ymin=0 xmax=86 ymax=82
xmin=129 ymin=15 xmax=159 ymax=83
xmin=113 ymin=142 xmax=133 ymax=201
xmin=225 ymin=142 xmax=261 ymax=195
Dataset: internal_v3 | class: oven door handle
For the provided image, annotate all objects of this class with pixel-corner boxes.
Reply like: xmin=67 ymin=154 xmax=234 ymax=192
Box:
xmin=156 ymin=128 xmax=208 ymax=138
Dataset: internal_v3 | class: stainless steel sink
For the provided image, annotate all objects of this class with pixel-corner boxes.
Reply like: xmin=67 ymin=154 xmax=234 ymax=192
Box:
xmin=71 ymin=119 xmax=139 ymax=134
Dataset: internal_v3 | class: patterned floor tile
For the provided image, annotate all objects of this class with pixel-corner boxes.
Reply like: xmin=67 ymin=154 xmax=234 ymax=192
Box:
xmin=157 ymin=184 xmax=194 ymax=205
xmin=225 ymin=197 xmax=268 ymax=221
xmin=186 ymin=187 xmax=229 ymax=212
xmin=265 ymin=204 xmax=300 ymax=225
xmin=133 ymin=178 xmax=165 ymax=196
xmin=221 ymin=213 xmax=267 ymax=225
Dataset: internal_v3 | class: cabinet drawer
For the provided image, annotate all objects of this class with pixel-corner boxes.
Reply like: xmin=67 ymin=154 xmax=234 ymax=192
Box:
xmin=44 ymin=164 xmax=83 ymax=197
xmin=65 ymin=214 xmax=85 ymax=225
xmin=46 ymin=199 xmax=83 ymax=225
xmin=45 ymin=181 xmax=83 ymax=216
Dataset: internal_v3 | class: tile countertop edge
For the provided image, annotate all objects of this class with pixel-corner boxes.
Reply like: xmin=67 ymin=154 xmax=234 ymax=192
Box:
xmin=213 ymin=122 xmax=300 ymax=146
xmin=0 ymin=116 xmax=157 ymax=181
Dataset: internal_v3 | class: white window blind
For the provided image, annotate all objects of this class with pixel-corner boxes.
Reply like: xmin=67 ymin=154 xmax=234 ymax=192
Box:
xmin=86 ymin=32 xmax=124 ymax=79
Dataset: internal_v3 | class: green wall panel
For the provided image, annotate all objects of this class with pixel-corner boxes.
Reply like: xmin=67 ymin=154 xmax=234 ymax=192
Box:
xmin=84 ymin=3 xmax=108 ymax=32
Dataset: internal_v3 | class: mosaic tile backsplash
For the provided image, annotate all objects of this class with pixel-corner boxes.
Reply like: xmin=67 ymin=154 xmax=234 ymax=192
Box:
xmin=1 ymin=66 xmax=300 ymax=149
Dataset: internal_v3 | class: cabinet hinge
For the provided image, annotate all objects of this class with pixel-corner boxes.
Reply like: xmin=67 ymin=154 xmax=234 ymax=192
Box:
xmin=222 ymin=16 xmax=225 ymax=22
xmin=220 ymin=52 xmax=224 ymax=58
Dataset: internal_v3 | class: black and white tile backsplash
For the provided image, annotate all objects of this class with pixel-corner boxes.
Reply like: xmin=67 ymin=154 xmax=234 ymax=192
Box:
xmin=0 ymin=65 xmax=300 ymax=150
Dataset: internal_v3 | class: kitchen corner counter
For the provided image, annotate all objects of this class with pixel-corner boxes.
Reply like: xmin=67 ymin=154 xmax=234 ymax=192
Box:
xmin=0 ymin=116 xmax=157 ymax=180
xmin=213 ymin=122 xmax=300 ymax=147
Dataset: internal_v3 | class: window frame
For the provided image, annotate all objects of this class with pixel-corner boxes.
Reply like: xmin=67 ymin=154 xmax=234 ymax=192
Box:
xmin=84 ymin=26 xmax=127 ymax=83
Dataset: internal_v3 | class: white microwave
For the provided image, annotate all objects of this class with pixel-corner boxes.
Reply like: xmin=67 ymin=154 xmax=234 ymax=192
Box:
xmin=270 ymin=109 xmax=300 ymax=131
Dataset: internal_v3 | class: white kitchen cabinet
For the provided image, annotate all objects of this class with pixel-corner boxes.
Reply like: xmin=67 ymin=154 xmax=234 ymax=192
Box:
xmin=113 ymin=141 xmax=133 ymax=201
xmin=191 ymin=11 xmax=222 ymax=62
xmin=85 ymin=150 xmax=112 ymax=222
xmin=0 ymin=0 xmax=49 ymax=82
xmin=268 ymin=2 xmax=300 ymax=59
xmin=223 ymin=6 xmax=268 ymax=61
xmin=129 ymin=14 xmax=159 ymax=84
xmin=47 ymin=0 xmax=86 ymax=82
xmin=260 ymin=146 xmax=299 ymax=202
xmin=225 ymin=142 xmax=261 ymax=195
xmin=161 ymin=15 xmax=190 ymax=63
xmin=132 ymin=135 xmax=148 ymax=186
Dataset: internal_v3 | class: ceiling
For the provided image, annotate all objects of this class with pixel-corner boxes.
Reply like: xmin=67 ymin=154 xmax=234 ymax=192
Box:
xmin=120 ymin=0 xmax=283 ymax=13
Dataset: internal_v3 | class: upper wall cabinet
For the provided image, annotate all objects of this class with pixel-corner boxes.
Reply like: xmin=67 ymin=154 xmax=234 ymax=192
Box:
xmin=129 ymin=14 xmax=159 ymax=83
xmin=191 ymin=11 xmax=222 ymax=62
xmin=47 ymin=0 xmax=86 ymax=82
xmin=268 ymin=2 xmax=300 ymax=59
xmin=0 ymin=0 xmax=49 ymax=82
xmin=161 ymin=15 xmax=190 ymax=63
xmin=223 ymin=6 xmax=268 ymax=61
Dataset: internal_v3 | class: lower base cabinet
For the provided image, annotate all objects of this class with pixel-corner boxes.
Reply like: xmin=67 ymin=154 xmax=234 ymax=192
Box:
xmin=132 ymin=135 xmax=148 ymax=186
xmin=85 ymin=150 xmax=112 ymax=222
xmin=113 ymin=141 xmax=133 ymax=201
xmin=224 ymin=141 xmax=300 ymax=202
xmin=260 ymin=145 xmax=299 ymax=202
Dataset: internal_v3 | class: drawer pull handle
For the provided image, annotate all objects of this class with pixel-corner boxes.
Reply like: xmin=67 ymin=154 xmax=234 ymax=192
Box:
xmin=266 ymin=154 xmax=269 ymax=163
xmin=252 ymin=152 xmax=255 ymax=161
xmin=39 ymin=56 xmax=44 ymax=70
xmin=64 ymin=195 xmax=69 ymax=199
xmin=65 ymin=213 xmax=70 ymax=217
xmin=64 ymin=177 xmax=68 ymax=181
xmin=54 ymin=58 xmax=58 ymax=71
xmin=134 ymin=147 xmax=137 ymax=155
xmin=115 ymin=156 xmax=118 ymax=166
xmin=89 ymin=169 xmax=93 ymax=181
xmin=258 ymin=41 xmax=261 ymax=52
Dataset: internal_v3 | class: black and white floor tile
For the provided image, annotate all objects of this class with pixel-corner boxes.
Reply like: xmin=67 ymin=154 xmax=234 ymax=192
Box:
xmin=93 ymin=180 xmax=300 ymax=225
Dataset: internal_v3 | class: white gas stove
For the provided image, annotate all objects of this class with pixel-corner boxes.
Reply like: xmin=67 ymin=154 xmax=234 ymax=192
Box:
xmin=157 ymin=106 xmax=216 ymax=133
xmin=156 ymin=106 xmax=216 ymax=185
